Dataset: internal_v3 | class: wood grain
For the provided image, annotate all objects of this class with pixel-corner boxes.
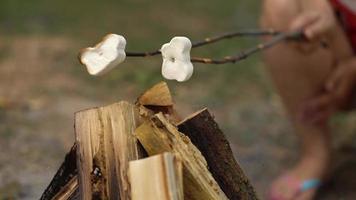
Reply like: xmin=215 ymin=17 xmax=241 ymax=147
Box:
xmin=136 ymin=82 xmax=180 ymax=123
xmin=40 ymin=144 xmax=78 ymax=200
xmin=136 ymin=81 xmax=173 ymax=107
xmin=129 ymin=153 xmax=183 ymax=200
xmin=135 ymin=113 xmax=228 ymax=200
xmin=75 ymin=101 xmax=145 ymax=200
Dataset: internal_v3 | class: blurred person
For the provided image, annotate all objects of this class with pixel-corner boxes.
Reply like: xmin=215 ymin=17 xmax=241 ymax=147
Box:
xmin=261 ymin=0 xmax=356 ymax=199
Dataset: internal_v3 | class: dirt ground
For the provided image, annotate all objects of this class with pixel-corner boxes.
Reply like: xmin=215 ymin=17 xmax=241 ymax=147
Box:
xmin=1 ymin=36 xmax=356 ymax=199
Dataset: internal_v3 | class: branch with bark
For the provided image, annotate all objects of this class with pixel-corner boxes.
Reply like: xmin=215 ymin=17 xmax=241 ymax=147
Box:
xmin=79 ymin=29 xmax=311 ymax=81
xmin=125 ymin=29 xmax=303 ymax=63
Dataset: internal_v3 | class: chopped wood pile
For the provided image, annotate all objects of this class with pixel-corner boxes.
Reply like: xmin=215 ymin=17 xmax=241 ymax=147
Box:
xmin=40 ymin=82 xmax=258 ymax=200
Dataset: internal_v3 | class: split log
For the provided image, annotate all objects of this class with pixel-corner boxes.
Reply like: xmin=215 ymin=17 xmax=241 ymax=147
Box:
xmin=136 ymin=81 xmax=173 ymax=107
xmin=40 ymin=144 xmax=78 ymax=200
xmin=41 ymin=81 xmax=258 ymax=200
xmin=178 ymin=108 xmax=258 ymax=200
xmin=75 ymin=101 xmax=146 ymax=200
xmin=50 ymin=177 xmax=79 ymax=200
xmin=136 ymin=81 xmax=180 ymax=123
xmin=129 ymin=153 xmax=183 ymax=200
xmin=41 ymin=82 xmax=175 ymax=199
xmin=134 ymin=113 xmax=228 ymax=200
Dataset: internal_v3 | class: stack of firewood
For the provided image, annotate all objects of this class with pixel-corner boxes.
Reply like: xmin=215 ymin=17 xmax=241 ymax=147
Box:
xmin=40 ymin=82 xmax=258 ymax=200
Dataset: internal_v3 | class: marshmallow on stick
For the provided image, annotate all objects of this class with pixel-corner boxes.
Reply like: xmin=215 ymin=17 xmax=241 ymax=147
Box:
xmin=160 ymin=37 xmax=194 ymax=82
xmin=80 ymin=34 xmax=127 ymax=76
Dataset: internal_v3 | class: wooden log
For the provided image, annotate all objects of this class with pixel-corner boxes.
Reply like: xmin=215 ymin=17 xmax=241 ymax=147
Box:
xmin=75 ymin=101 xmax=145 ymax=200
xmin=136 ymin=81 xmax=173 ymax=107
xmin=134 ymin=113 xmax=228 ymax=200
xmin=51 ymin=177 xmax=79 ymax=200
xmin=42 ymin=82 xmax=173 ymax=199
xmin=129 ymin=153 xmax=183 ymax=200
xmin=136 ymin=81 xmax=180 ymax=123
xmin=177 ymin=108 xmax=258 ymax=200
xmin=40 ymin=144 xmax=78 ymax=200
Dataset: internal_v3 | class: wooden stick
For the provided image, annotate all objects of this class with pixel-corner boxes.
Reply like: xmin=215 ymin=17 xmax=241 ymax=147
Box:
xmin=134 ymin=113 xmax=228 ymax=200
xmin=126 ymin=29 xmax=281 ymax=57
xmin=178 ymin=108 xmax=258 ymax=200
xmin=129 ymin=153 xmax=183 ymax=200
xmin=126 ymin=30 xmax=303 ymax=65
xmin=190 ymin=31 xmax=303 ymax=64
xmin=192 ymin=29 xmax=281 ymax=48
xmin=75 ymin=101 xmax=146 ymax=200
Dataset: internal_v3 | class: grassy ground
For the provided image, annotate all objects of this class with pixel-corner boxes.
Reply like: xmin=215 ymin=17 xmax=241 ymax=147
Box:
xmin=1 ymin=0 xmax=356 ymax=199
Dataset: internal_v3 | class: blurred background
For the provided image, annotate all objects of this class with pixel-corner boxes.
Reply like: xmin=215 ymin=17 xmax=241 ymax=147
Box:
xmin=1 ymin=0 xmax=356 ymax=199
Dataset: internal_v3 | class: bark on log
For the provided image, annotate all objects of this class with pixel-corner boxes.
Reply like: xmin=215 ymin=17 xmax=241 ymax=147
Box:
xmin=134 ymin=113 xmax=228 ymax=200
xmin=74 ymin=101 xmax=145 ymax=200
xmin=178 ymin=108 xmax=258 ymax=200
xmin=50 ymin=177 xmax=79 ymax=200
xmin=40 ymin=144 xmax=78 ymax=200
xmin=129 ymin=153 xmax=183 ymax=200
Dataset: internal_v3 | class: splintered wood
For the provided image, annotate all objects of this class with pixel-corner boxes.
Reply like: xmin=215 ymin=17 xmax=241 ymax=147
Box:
xmin=137 ymin=81 xmax=173 ymax=107
xmin=129 ymin=153 xmax=183 ymax=200
xmin=136 ymin=81 xmax=180 ymax=123
xmin=40 ymin=144 xmax=78 ymax=200
xmin=41 ymin=81 xmax=258 ymax=200
xmin=51 ymin=177 xmax=78 ymax=200
xmin=135 ymin=113 xmax=228 ymax=200
xmin=75 ymin=101 xmax=144 ymax=200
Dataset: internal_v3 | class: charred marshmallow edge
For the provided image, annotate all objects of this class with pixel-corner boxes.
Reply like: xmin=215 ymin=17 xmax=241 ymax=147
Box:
xmin=160 ymin=37 xmax=194 ymax=82
xmin=80 ymin=34 xmax=126 ymax=76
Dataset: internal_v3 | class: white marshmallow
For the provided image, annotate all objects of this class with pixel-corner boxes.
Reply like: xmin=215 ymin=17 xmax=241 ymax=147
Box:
xmin=160 ymin=37 xmax=194 ymax=82
xmin=80 ymin=34 xmax=126 ymax=76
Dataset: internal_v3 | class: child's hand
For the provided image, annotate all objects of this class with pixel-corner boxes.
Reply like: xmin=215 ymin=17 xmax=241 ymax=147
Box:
xmin=299 ymin=59 xmax=356 ymax=126
xmin=290 ymin=0 xmax=337 ymax=40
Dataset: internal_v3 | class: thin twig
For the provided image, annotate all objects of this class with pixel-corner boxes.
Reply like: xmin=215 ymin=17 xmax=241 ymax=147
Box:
xmin=191 ymin=31 xmax=303 ymax=64
xmin=125 ymin=50 xmax=161 ymax=57
xmin=191 ymin=29 xmax=280 ymax=48
xmin=126 ymin=30 xmax=305 ymax=65
xmin=126 ymin=29 xmax=283 ymax=57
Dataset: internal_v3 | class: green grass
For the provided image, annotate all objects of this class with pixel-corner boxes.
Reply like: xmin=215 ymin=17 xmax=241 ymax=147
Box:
xmin=0 ymin=0 xmax=273 ymax=125
xmin=0 ymin=0 xmax=264 ymax=95
xmin=0 ymin=0 xmax=259 ymax=37
xmin=0 ymin=0 xmax=275 ymax=123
